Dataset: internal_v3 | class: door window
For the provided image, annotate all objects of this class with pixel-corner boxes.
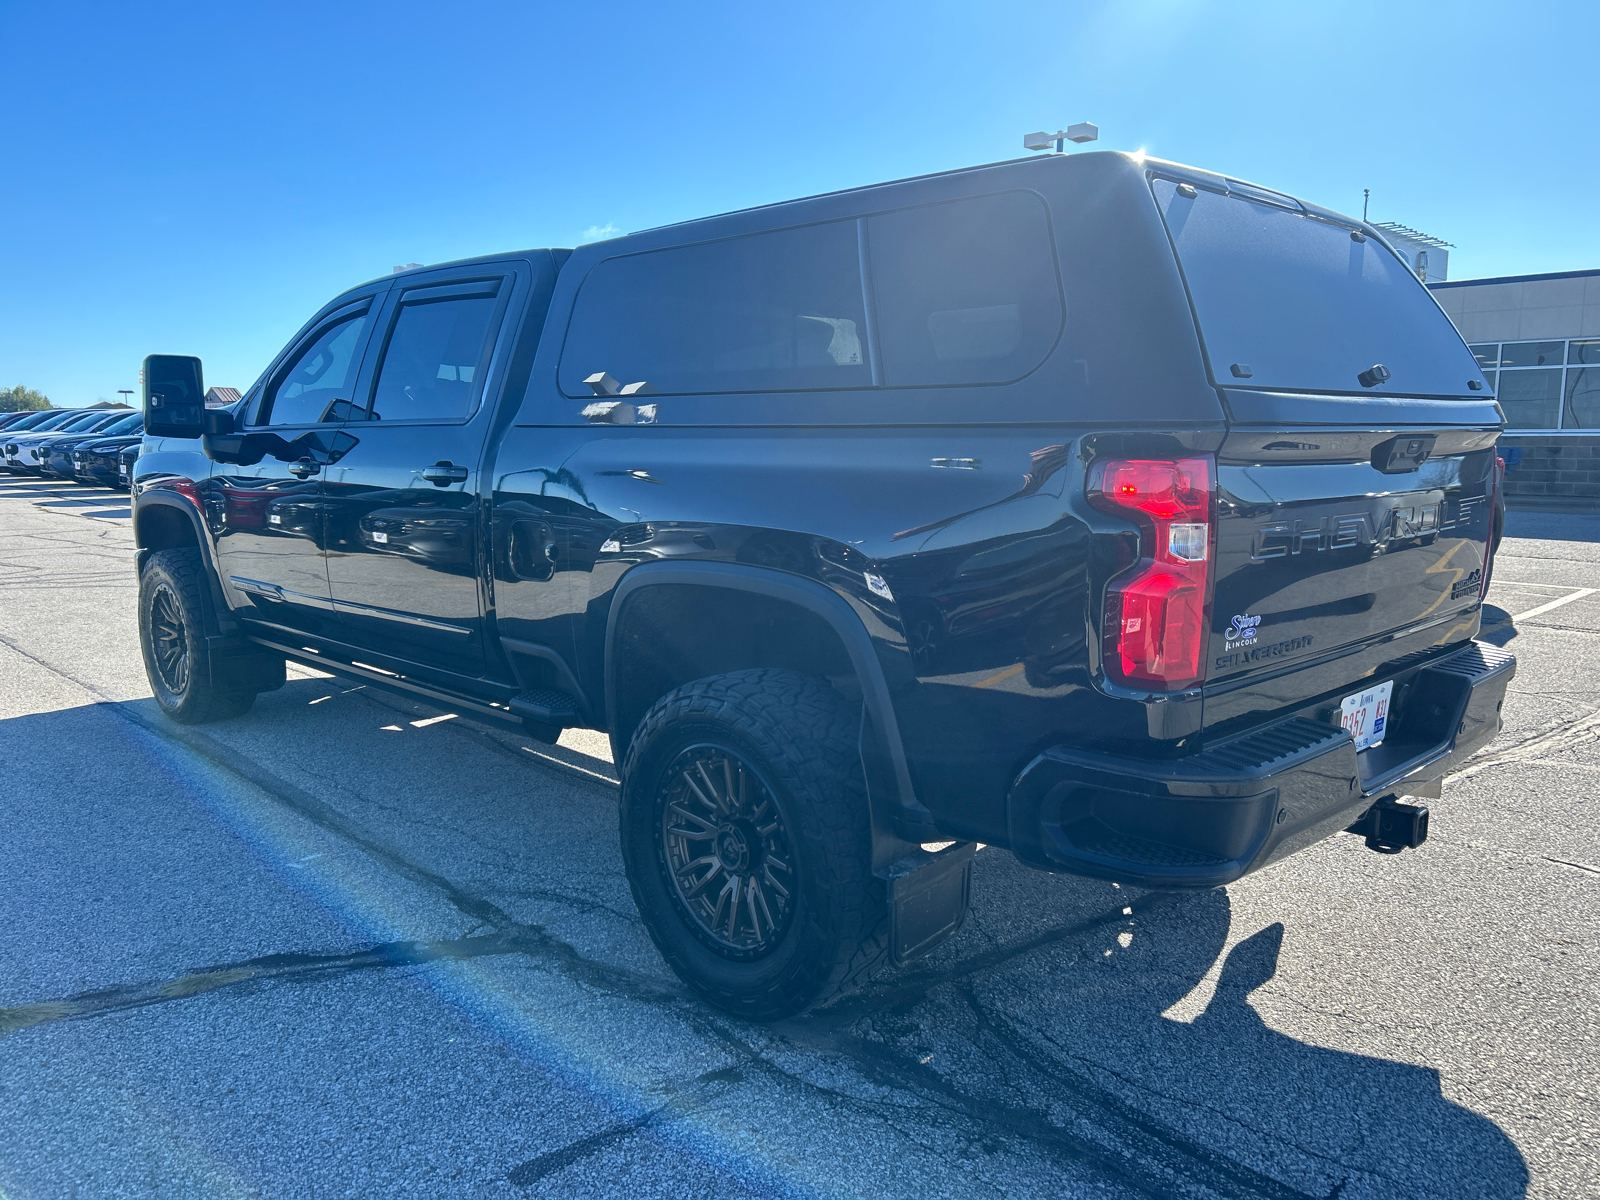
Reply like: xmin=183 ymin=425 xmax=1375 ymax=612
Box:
xmin=259 ymin=311 xmax=373 ymax=426
xmin=366 ymin=292 xmax=502 ymax=422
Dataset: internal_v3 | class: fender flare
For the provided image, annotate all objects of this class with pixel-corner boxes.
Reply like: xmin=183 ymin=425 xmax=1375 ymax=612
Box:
xmin=133 ymin=491 xmax=238 ymax=637
xmin=604 ymin=561 xmax=937 ymax=862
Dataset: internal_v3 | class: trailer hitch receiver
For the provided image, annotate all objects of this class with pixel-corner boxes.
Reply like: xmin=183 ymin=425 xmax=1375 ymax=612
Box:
xmin=1347 ymin=796 xmax=1430 ymax=855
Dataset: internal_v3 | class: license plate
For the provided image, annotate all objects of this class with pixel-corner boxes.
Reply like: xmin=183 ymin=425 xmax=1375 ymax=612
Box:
xmin=371 ymin=531 xmax=389 ymax=544
xmin=1339 ymin=680 xmax=1394 ymax=751
xmin=119 ymin=466 xmax=128 ymax=480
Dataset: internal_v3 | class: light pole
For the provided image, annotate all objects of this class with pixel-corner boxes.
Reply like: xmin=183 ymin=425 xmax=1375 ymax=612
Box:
xmin=117 ymin=389 xmax=134 ymax=407
xmin=1023 ymin=123 xmax=1099 ymax=154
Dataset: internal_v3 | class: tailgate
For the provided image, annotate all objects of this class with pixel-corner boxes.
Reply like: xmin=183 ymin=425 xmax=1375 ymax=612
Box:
xmin=1207 ymin=426 xmax=1498 ymax=724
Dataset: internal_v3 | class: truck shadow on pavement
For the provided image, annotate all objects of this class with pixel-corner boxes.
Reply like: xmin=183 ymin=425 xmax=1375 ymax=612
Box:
xmin=1478 ymin=604 xmax=1519 ymax=647
xmin=0 ymin=684 xmax=1530 ymax=1199
xmin=812 ymin=869 xmax=1530 ymax=1200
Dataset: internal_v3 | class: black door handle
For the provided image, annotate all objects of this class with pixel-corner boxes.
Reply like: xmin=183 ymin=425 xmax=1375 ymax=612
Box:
xmin=422 ymin=461 xmax=469 ymax=487
xmin=287 ymin=458 xmax=320 ymax=478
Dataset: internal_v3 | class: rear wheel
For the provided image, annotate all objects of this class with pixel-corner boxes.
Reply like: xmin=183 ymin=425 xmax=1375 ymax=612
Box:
xmin=620 ymin=669 xmax=888 ymax=1019
xmin=138 ymin=547 xmax=277 ymax=724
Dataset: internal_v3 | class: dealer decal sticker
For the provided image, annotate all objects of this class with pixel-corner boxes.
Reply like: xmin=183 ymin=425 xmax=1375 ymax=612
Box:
xmin=1225 ymin=612 xmax=1261 ymax=651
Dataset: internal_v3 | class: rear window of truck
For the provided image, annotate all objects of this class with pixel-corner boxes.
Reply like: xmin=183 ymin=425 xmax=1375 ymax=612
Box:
xmin=1152 ymin=178 xmax=1487 ymax=397
xmin=558 ymin=191 xmax=1063 ymax=396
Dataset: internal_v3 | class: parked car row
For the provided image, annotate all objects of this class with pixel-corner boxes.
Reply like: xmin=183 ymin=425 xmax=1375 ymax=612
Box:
xmin=0 ymin=408 xmax=142 ymax=489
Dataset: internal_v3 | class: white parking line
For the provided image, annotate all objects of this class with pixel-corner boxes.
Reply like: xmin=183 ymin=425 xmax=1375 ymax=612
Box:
xmin=1511 ymin=588 xmax=1597 ymax=622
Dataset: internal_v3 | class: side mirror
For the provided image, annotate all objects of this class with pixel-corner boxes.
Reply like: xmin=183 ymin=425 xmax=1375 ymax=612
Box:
xmin=143 ymin=355 xmax=206 ymax=439
xmin=199 ymin=409 xmax=249 ymax=463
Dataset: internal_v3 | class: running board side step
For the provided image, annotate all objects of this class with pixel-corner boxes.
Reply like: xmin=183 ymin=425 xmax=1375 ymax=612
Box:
xmin=509 ymin=688 xmax=580 ymax=744
xmin=246 ymin=636 xmax=528 ymax=732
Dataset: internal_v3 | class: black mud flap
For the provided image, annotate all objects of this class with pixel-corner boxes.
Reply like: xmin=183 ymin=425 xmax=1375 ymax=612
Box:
xmin=887 ymin=841 xmax=975 ymax=965
xmin=206 ymin=637 xmax=287 ymax=694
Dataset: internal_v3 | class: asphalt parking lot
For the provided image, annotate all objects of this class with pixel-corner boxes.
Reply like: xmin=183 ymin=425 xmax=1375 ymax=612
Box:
xmin=0 ymin=473 xmax=1595 ymax=1200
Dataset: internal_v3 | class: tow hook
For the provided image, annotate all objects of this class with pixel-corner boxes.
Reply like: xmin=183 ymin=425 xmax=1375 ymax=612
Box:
xmin=1346 ymin=796 xmax=1430 ymax=854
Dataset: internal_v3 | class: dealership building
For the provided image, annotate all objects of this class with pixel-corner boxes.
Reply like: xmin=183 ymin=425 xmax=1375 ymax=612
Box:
xmin=1429 ymin=269 xmax=1600 ymax=509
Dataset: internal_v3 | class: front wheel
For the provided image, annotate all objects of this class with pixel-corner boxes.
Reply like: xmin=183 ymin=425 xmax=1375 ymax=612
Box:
xmin=138 ymin=547 xmax=279 ymax=724
xmin=620 ymin=669 xmax=888 ymax=1019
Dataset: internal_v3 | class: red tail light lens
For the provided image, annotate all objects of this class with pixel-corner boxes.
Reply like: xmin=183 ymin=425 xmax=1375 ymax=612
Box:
xmin=1481 ymin=455 xmax=1504 ymax=601
xmin=1087 ymin=456 xmax=1214 ymax=689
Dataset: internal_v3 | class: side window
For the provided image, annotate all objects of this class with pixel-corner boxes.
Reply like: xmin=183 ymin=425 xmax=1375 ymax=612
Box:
xmin=868 ymin=191 xmax=1063 ymax=387
xmin=259 ymin=310 xmax=373 ymax=426
xmin=366 ymin=288 xmax=502 ymax=422
xmin=559 ymin=221 xmax=869 ymax=396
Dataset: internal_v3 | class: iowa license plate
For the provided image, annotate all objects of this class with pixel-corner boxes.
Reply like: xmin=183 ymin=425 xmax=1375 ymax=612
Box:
xmin=1339 ymin=680 xmax=1393 ymax=752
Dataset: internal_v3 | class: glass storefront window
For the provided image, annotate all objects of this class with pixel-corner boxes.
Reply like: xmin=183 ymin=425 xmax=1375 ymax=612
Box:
xmin=1497 ymin=367 xmax=1564 ymax=428
xmin=1565 ymin=367 xmax=1600 ymax=428
xmin=1500 ymin=340 xmax=1565 ymax=367
xmin=1457 ymin=339 xmax=1600 ymax=430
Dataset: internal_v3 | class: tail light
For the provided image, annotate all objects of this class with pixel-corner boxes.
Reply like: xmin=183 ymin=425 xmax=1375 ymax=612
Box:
xmin=1087 ymin=456 xmax=1214 ymax=689
xmin=1481 ymin=455 xmax=1504 ymax=601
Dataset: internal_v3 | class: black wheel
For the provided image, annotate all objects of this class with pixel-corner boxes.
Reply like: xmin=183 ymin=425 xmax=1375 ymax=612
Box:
xmin=138 ymin=547 xmax=272 ymax=724
xmin=657 ymin=743 xmax=798 ymax=959
xmin=620 ymin=669 xmax=888 ymax=1019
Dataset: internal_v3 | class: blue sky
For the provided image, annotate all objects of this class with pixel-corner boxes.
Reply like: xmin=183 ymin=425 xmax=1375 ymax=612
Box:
xmin=3 ymin=0 xmax=1595 ymax=405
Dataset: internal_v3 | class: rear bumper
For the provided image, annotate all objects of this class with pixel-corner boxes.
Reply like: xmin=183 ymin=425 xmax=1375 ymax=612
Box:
xmin=1006 ymin=640 xmax=1515 ymax=888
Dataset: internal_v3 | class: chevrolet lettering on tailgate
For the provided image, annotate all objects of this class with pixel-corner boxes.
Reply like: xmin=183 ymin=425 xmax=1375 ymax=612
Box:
xmin=1251 ymin=496 xmax=1487 ymax=560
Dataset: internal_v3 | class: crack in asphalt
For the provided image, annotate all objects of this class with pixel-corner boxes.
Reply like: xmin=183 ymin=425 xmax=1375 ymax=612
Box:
xmin=1447 ymin=705 xmax=1600 ymax=784
xmin=0 ymin=929 xmax=541 ymax=1036
xmin=504 ymin=1069 xmax=748 ymax=1190
xmin=1543 ymin=856 xmax=1600 ymax=877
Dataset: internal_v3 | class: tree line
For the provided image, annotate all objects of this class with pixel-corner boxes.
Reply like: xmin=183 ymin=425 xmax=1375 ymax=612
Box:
xmin=0 ymin=386 xmax=51 ymax=412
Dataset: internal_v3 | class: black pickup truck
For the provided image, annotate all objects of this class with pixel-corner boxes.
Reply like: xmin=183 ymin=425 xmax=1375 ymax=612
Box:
xmin=133 ymin=150 xmax=1514 ymax=1018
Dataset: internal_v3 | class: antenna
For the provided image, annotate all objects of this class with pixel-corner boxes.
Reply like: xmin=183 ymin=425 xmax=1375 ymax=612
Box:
xmin=1363 ymin=189 xmax=1370 ymax=221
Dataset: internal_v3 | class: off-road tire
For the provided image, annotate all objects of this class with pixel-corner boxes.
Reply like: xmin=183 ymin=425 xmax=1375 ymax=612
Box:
xmin=138 ymin=547 xmax=267 ymax=724
xmin=620 ymin=668 xmax=889 ymax=1019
